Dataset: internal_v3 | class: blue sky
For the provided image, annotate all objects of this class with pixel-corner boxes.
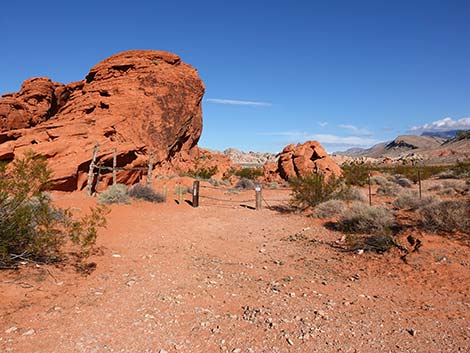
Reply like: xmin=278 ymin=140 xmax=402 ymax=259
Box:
xmin=2 ymin=0 xmax=470 ymax=152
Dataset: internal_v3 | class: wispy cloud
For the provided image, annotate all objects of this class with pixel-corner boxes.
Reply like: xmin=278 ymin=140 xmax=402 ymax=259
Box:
xmin=338 ymin=124 xmax=373 ymax=136
xmin=409 ymin=117 xmax=470 ymax=133
xmin=318 ymin=121 xmax=328 ymax=127
xmin=256 ymin=131 xmax=378 ymax=147
xmin=205 ymin=98 xmax=272 ymax=107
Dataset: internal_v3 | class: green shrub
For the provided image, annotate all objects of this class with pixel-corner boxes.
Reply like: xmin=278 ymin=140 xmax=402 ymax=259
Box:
xmin=312 ymin=199 xmax=347 ymax=219
xmin=187 ymin=166 xmax=218 ymax=179
xmin=0 ymin=151 xmax=107 ymax=267
xmin=234 ymin=168 xmax=263 ymax=180
xmin=420 ymin=200 xmax=470 ymax=234
xmin=337 ymin=202 xmax=395 ymax=233
xmin=370 ymin=175 xmax=388 ymax=186
xmin=98 ymin=184 xmax=130 ymax=204
xmin=128 ymin=184 xmax=165 ymax=203
xmin=341 ymin=162 xmax=369 ymax=186
xmin=290 ymin=173 xmax=341 ymax=209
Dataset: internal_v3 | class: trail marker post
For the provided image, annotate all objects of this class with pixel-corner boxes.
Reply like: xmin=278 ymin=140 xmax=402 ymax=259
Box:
xmin=192 ymin=180 xmax=200 ymax=208
xmin=255 ymin=185 xmax=262 ymax=210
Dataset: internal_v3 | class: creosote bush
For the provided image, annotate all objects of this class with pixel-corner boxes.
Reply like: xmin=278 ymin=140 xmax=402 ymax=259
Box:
xmin=98 ymin=184 xmax=130 ymax=204
xmin=337 ymin=202 xmax=395 ymax=234
xmin=370 ymin=175 xmax=388 ymax=186
xmin=377 ymin=182 xmax=402 ymax=197
xmin=186 ymin=166 xmax=218 ymax=179
xmin=128 ymin=184 xmax=165 ymax=203
xmin=234 ymin=167 xmax=263 ymax=180
xmin=332 ymin=185 xmax=368 ymax=203
xmin=420 ymin=200 xmax=470 ymax=234
xmin=312 ymin=200 xmax=347 ymax=219
xmin=236 ymin=177 xmax=255 ymax=190
xmin=0 ymin=151 xmax=107 ymax=267
xmin=290 ymin=173 xmax=341 ymax=209
xmin=341 ymin=162 xmax=369 ymax=186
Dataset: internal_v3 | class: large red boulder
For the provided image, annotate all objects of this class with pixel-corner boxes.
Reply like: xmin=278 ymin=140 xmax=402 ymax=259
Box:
xmin=0 ymin=50 xmax=205 ymax=190
xmin=276 ymin=140 xmax=342 ymax=180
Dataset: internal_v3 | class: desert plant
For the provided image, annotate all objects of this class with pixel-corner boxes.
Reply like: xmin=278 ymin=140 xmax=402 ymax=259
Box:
xmin=427 ymin=184 xmax=442 ymax=192
xmin=396 ymin=177 xmax=413 ymax=188
xmin=234 ymin=167 xmax=263 ymax=180
xmin=341 ymin=162 xmax=369 ymax=186
xmin=370 ymin=175 xmax=388 ymax=186
xmin=332 ymin=185 xmax=368 ymax=203
xmin=393 ymin=190 xmax=440 ymax=210
xmin=128 ymin=184 xmax=165 ymax=203
xmin=376 ymin=182 xmax=402 ymax=197
xmin=442 ymin=180 xmax=467 ymax=193
xmin=312 ymin=199 xmax=347 ymax=219
xmin=438 ymin=187 xmax=457 ymax=196
xmin=420 ymin=200 xmax=470 ymax=234
xmin=98 ymin=184 xmax=130 ymax=204
xmin=187 ymin=166 xmax=218 ymax=179
xmin=0 ymin=151 xmax=107 ymax=267
xmin=236 ymin=177 xmax=255 ymax=190
xmin=337 ymin=202 xmax=395 ymax=234
xmin=290 ymin=173 xmax=342 ymax=209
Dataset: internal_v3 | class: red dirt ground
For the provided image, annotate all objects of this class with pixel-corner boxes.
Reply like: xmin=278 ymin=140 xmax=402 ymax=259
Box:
xmin=1 ymin=186 xmax=469 ymax=352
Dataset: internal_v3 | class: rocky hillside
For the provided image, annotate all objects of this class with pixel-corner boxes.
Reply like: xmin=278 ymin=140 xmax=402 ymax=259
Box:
xmin=222 ymin=148 xmax=278 ymax=166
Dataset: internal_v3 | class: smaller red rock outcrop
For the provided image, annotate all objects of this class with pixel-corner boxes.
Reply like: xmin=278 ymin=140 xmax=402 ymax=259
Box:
xmin=273 ymin=141 xmax=341 ymax=180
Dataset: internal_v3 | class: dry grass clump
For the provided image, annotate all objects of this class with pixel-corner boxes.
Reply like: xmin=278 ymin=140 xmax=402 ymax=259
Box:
xmin=442 ymin=180 xmax=467 ymax=193
xmin=98 ymin=184 xmax=130 ymax=205
xmin=337 ymin=202 xmax=395 ymax=234
xmin=128 ymin=184 xmax=165 ymax=203
xmin=420 ymin=200 xmax=470 ymax=234
xmin=427 ymin=184 xmax=442 ymax=192
xmin=377 ymin=182 xmax=402 ymax=197
xmin=312 ymin=199 xmax=347 ymax=219
xmin=393 ymin=190 xmax=440 ymax=210
xmin=370 ymin=175 xmax=388 ymax=186
xmin=396 ymin=177 xmax=413 ymax=188
xmin=332 ymin=186 xmax=368 ymax=203
xmin=236 ymin=177 xmax=255 ymax=190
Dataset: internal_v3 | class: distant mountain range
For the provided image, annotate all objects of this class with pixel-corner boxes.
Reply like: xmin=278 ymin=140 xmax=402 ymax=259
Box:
xmin=334 ymin=130 xmax=470 ymax=163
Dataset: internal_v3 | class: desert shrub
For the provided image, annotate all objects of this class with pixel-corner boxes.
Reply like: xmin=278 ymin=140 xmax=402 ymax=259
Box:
xmin=370 ymin=175 xmax=388 ymax=186
xmin=442 ymin=180 xmax=467 ymax=193
xmin=98 ymin=184 xmax=130 ymax=204
xmin=290 ymin=173 xmax=342 ymax=209
xmin=267 ymin=181 xmax=279 ymax=189
xmin=377 ymin=182 xmax=402 ymax=196
xmin=332 ymin=185 xmax=368 ymax=203
xmin=0 ymin=151 xmax=107 ymax=267
xmin=427 ymin=184 xmax=442 ymax=192
xmin=312 ymin=199 xmax=347 ymax=219
xmin=128 ymin=184 xmax=165 ymax=203
xmin=337 ymin=202 xmax=395 ymax=234
xmin=341 ymin=162 xmax=369 ymax=186
xmin=438 ymin=187 xmax=457 ymax=196
xmin=234 ymin=167 xmax=263 ymax=180
xmin=436 ymin=170 xmax=456 ymax=179
xmin=393 ymin=190 xmax=440 ymax=210
xmin=420 ymin=200 xmax=470 ymax=234
xmin=396 ymin=177 xmax=413 ymax=188
xmin=187 ymin=166 xmax=218 ymax=179
xmin=374 ymin=165 xmax=447 ymax=183
xmin=236 ymin=177 xmax=255 ymax=190
xmin=452 ymin=161 xmax=470 ymax=177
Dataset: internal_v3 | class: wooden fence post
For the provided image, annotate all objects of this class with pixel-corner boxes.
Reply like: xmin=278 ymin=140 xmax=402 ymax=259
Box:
xmin=112 ymin=148 xmax=117 ymax=185
xmin=255 ymin=184 xmax=262 ymax=210
xmin=368 ymin=171 xmax=372 ymax=206
xmin=86 ymin=144 xmax=100 ymax=196
xmin=147 ymin=151 xmax=154 ymax=186
xmin=192 ymin=180 xmax=200 ymax=208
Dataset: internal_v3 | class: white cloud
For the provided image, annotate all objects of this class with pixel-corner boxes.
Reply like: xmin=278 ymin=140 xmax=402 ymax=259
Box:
xmin=205 ymin=98 xmax=272 ymax=107
xmin=338 ymin=124 xmax=373 ymax=136
xmin=256 ymin=131 xmax=378 ymax=147
xmin=410 ymin=117 xmax=470 ymax=133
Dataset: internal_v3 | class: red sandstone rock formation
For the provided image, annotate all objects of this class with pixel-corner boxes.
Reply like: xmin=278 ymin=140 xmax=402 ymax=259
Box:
xmin=272 ymin=141 xmax=341 ymax=180
xmin=0 ymin=50 xmax=205 ymax=190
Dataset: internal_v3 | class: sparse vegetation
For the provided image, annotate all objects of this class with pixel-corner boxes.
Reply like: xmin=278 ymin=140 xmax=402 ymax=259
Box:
xmin=234 ymin=167 xmax=263 ymax=180
xmin=341 ymin=162 xmax=369 ymax=186
xmin=396 ymin=177 xmax=413 ymax=188
xmin=337 ymin=202 xmax=395 ymax=234
xmin=290 ymin=173 xmax=341 ymax=209
xmin=0 ymin=151 xmax=107 ymax=267
xmin=186 ymin=166 xmax=218 ymax=179
xmin=393 ymin=190 xmax=440 ymax=210
xmin=98 ymin=184 xmax=130 ymax=204
xmin=370 ymin=175 xmax=388 ymax=186
xmin=420 ymin=200 xmax=470 ymax=234
xmin=312 ymin=199 xmax=347 ymax=219
xmin=344 ymin=234 xmax=398 ymax=253
xmin=128 ymin=184 xmax=165 ymax=203
xmin=332 ymin=185 xmax=368 ymax=203
xmin=236 ymin=177 xmax=255 ymax=190
xmin=376 ymin=182 xmax=402 ymax=196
